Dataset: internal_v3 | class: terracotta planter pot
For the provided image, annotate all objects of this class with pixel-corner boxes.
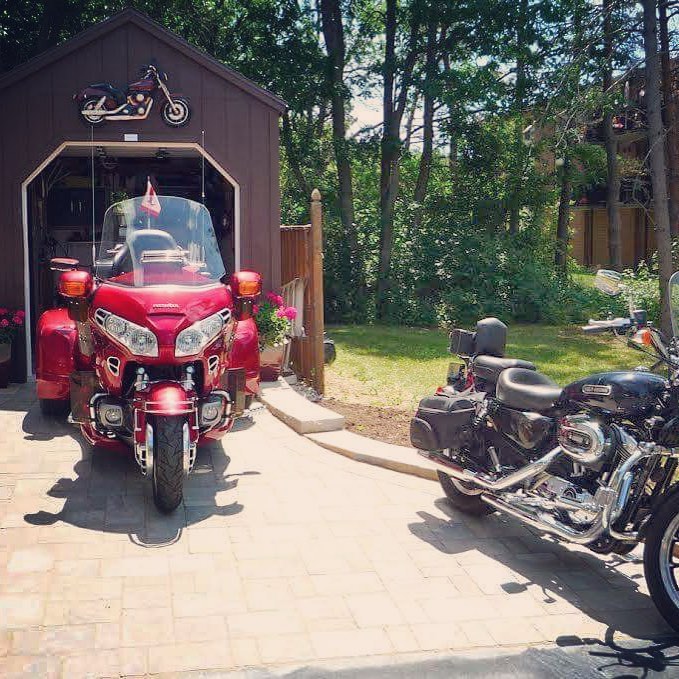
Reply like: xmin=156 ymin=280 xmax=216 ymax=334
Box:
xmin=259 ymin=343 xmax=286 ymax=381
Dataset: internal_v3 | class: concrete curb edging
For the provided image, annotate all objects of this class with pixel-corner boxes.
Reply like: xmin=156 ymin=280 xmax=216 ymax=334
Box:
xmin=306 ymin=429 xmax=439 ymax=481
xmin=259 ymin=377 xmax=439 ymax=481
xmin=258 ymin=378 xmax=345 ymax=434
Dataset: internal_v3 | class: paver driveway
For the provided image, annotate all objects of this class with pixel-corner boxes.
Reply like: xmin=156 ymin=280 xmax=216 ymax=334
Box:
xmin=0 ymin=383 xmax=674 ymax=677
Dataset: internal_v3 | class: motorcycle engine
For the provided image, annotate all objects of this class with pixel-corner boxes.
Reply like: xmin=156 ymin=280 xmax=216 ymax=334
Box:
xmin=557 ymin=414 xmax=612 ymax=468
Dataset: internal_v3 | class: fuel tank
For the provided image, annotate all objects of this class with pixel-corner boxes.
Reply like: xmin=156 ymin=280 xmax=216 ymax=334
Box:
xmin=562 ymin=371 xmax=667 ymax=418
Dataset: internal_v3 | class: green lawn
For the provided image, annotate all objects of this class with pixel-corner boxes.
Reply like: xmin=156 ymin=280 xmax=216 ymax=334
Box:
xmin=325 ymin=323 xmax=649 ymax=410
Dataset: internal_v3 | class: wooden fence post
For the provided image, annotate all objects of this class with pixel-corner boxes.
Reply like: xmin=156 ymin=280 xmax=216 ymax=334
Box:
xmin=309 ymin=189 xmax=325 ymax=394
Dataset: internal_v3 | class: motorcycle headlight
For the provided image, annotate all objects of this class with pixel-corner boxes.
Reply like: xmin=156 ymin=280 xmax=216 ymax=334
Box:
xmin=94 ymin=309 xmax=158 ymax=357
xmin=176 ymin=312 xmax=225 ymax=357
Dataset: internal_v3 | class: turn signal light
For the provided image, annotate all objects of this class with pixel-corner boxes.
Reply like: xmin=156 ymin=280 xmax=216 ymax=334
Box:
xmin=58 ymin=271 xmax=93 ymax=298
xmin=230 ymin=271 xmax=262 ymax=299
xmin=237 ymin=280 xmax=261 ymax=296
xmin=632 ymin=328 xmax=652 ymax=346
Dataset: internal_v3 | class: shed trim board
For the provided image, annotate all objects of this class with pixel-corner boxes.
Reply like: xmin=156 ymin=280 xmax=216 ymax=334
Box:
xmin=20 ymin=141 xmax=241 ymax=377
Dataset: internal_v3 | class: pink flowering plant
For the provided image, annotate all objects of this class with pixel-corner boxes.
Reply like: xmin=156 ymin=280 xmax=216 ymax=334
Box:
xmin=0 ymin=308 xmax=25 ymax=344
xmin=254 ymin=292 xmax=297 ymax=348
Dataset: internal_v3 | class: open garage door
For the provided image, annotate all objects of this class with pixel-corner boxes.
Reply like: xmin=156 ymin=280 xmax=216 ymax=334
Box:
xmin=22 ymin=142 xmax=240 ymax=374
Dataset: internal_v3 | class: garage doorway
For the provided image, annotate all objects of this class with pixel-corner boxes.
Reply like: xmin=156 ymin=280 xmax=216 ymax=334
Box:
xmin=22 ymin=142 xmax=240 ymax=372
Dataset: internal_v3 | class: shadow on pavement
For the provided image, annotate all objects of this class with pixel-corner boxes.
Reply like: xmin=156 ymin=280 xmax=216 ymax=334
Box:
xmin=408 ymin=498 xmax=677 ymax=643
xmin=21 ymin=405 xmax=257 ymax=548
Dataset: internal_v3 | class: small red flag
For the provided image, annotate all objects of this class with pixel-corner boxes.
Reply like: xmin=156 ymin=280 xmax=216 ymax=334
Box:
xmin=140 ymin=178 xmax=161 ymax=218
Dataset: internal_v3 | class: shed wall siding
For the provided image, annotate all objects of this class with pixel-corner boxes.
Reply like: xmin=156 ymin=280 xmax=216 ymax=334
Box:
xmin=0 ymin=20 xmax=281 ymax=313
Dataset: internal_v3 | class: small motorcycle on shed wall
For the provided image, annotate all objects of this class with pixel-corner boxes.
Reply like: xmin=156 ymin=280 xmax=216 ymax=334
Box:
xmin=74 ymin=63 xmax=191 ymax=127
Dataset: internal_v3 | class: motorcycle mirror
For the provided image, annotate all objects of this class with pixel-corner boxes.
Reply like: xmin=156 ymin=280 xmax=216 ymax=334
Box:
xmin=50 ymin=257 xmax=79 ymax=272
xmin=594 ymin=269 xmax=623 ymax=296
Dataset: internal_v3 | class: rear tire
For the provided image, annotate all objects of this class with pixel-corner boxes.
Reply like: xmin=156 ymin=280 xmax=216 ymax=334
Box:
xmin=78 ymin=96 xmax=106 ymax=125
xmin=438 ymin=470 xmax=494 ymax=516
xmin=39 ymin=398 xmax=70 ymax=418
xmin=151 ymin=415 xmax=185 ymax=513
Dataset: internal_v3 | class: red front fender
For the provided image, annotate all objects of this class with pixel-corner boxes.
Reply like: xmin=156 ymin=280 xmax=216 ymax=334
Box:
xmin=144 ymin=382 xmax=194 ymax=416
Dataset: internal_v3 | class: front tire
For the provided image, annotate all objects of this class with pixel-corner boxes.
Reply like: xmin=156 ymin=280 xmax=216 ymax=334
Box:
xmin=643 ymin=490 xmax=679 ymax=633
xmin=438 ymin=470 xmax=494 ymax=516
xmin=161 ymin=97 xmax=191 ymax=127
xmin=151 ymin=415 xmax=185 ymax=513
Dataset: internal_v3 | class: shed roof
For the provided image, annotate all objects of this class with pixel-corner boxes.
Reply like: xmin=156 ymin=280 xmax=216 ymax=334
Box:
xmin=0 ymin=8 xmax=287 ymax=113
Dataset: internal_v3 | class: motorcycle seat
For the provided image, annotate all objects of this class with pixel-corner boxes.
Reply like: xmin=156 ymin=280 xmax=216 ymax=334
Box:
xmin=90 ymin=83 xmax=126 ymax=104
xmin=472 ymin=355 xmax=536 ymax=384
xmin=496 ymin=367 xmax=562 ymax=412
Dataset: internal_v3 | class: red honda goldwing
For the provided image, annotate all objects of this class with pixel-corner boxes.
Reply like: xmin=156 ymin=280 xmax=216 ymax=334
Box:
xmin=36 ymin=196 xmax=261 ymax=512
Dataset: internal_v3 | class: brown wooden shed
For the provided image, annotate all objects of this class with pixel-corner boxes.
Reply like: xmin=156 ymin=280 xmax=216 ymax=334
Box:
xmin=0 ymin=9 xmax=285 ymax=380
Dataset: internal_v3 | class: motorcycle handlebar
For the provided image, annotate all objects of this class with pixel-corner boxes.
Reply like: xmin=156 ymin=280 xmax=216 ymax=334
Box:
xmin=581 ymin=318 xmax=632 ymax=334
xmin=582 ymin=324 xmax=612 ymax=334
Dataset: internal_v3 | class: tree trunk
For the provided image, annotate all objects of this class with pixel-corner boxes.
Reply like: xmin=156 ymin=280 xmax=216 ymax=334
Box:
xmin=508 ymin=0 xmax=528 ymax=235
xmin=281 ymin=112 xmax=310 ymax=198
xmin=603 ymin=0 xmax=622 ymax=269
xmin=320 ymin=0 xmax=365 ymax=300
xmin=643 ymin=0 xmax=674 ymax=335
xmin=659 ymin=0 xmax=679 ymax=237
xmin=555 ymin=155 xmax=572 ymax=270
xmin=376 ymin=0 xmax=421 ymax=319
xmin=403 ymin=95 xmax=418 ymax=151
xmin=412 ymin=17 xmax=437 ymax=233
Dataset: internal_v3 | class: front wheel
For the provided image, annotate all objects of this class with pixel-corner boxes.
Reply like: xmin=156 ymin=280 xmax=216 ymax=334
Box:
xmin=438 ymin=470 xmax=494 ymax=517
xmin=161 ymin=97 xmax=191 ymax=127
xmin=151 ymin=415 xmax=185 ymax=513
xmin=643 ymin=490 xmax=679 ymax=633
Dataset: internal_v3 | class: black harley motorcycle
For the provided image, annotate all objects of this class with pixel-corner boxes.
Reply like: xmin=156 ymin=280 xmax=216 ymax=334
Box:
xmin=74 ymin=63 xmax=190 ymax=127
xmin=411 ymin=269 xmax=679 ymax=632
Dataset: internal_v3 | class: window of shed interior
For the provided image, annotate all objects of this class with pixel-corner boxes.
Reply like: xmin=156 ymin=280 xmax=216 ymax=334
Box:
xmin=26 ymin=146 xmax=236 ymax=323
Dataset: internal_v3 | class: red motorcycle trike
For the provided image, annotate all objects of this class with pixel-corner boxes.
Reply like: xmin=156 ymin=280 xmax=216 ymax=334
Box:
xmin=36 ymin=196 xmax=261 ymax=512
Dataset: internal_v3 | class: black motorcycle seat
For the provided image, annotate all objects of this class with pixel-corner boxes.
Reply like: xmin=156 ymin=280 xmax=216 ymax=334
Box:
xmin=496 ymin=367 xmax=562 ymax=411
xmin=90 ymin=83 xmax=126 ymax=104
xmin=473 ymin=355 xmax=536 ymax=384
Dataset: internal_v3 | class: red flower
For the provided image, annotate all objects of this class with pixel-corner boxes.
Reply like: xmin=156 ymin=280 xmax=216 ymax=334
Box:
xmin=283 ymin=306 xmax=297 ymax=320
xmin=275 ymin=307 xmax=286 ymax=318
xmin=12 ymin=315 xmax=23 ymax=326
xmin=266 ymin=291 xmax=284 ymax=307
xmin=16 ymin=310 xmax=25 ymax=318
xmin=0 ymin=319 xmax=8 ymax=328
xmin=253 ymin=304 xmax=259 ymax=315
xmin=0 ymin=308 xmax=7 ymax=315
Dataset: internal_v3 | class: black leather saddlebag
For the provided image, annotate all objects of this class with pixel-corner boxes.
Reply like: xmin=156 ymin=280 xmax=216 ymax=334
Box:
xmin=410 ymin=394 xmax=476 ymax=451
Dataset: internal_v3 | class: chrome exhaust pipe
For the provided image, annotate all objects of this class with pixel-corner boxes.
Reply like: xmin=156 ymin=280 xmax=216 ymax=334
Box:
xmin=479 ymin=441 xmax=651 ymax=546
xmin=481 ymin=493 xmax=606 ymax=544
xmin=419 ymin=446 xmax=563 ymax=491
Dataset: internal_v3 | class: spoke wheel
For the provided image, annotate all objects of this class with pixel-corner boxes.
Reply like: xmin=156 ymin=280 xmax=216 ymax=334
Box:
xmin=79 ymin=97 xmax=106 ymax=125
xmin=161 ymin=98 xmax=191 ymax=127
xmin=643 ymin=490 xmax=679 ymax=633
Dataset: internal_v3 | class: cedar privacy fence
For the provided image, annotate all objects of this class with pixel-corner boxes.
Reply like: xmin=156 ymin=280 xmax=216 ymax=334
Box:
xmin=280 ymin=189 xmax=325 ymax=394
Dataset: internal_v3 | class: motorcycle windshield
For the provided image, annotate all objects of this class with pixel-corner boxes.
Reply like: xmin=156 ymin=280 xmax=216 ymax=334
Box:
xmin=670 ymin=271 xmax=679 ymax=338
xmin=95 ymin=196 xmax=225 ymax=287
